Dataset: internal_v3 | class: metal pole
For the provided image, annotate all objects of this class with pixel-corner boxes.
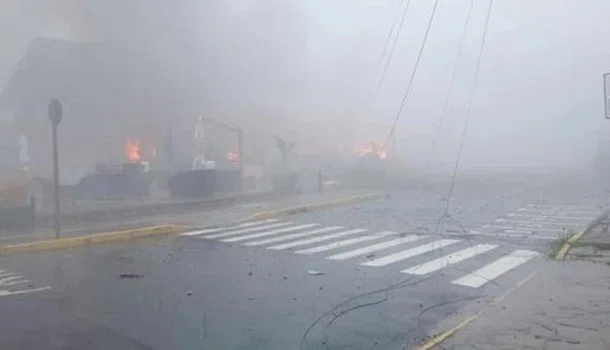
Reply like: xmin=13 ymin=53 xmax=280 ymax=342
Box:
xmin=237 ymin=130 xmax=244 ymax=190
xmin=604 ymin=73 xmax=610 ymax=119
xmin=48 ymin=99 xmax=62 ymax=239
xmin=52 ymin=122 xmax=60 ymax=239
xmin=392 ymin=131 xmax=396 ymax=161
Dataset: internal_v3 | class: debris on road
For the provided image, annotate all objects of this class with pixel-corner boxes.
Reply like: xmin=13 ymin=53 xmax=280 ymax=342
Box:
xmin=307 ymin=270 xmax=326 ymax=276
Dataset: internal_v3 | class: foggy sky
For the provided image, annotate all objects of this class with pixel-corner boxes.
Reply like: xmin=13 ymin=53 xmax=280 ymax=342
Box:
xmin=2 ymin=0 xmax=610 ymax=172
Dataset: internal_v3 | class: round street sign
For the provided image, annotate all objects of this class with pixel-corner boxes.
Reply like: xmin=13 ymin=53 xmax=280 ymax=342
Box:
xmin=48 ymin=99 xmax=62 ymax=126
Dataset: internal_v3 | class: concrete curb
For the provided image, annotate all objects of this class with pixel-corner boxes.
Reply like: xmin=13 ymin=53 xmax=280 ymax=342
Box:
xmin=555 ymin=209 xmax=610 ymax=260
xmin=34 ymin=191 xmax=278 ymax=229
xmin=412 ymin=271 xmax=538 ymax=350
xmin=0 ymin=224 xmax=185 ymax=255
xmin=241 ymin=192 xmax=387 ymax=222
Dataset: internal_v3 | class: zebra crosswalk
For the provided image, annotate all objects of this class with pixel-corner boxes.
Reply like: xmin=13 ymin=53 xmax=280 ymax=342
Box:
xmin=464 ymin=203 xmax=602 ymax=240
xmin=180 ymin=218 xmax=541 ymax=289
xmin=0 ymin=269 xmax=50 ymax=297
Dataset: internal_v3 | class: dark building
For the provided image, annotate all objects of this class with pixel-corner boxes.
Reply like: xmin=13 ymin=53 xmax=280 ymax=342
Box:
xmin=0 ymin=37 xmax=198 ymax=178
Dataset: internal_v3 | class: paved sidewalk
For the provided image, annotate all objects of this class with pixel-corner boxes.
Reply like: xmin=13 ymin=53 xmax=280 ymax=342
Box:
xmin=434 ymin=215 xmax=610 ymax=350
xmin=438 ymin=259 xmax=610 ymax=349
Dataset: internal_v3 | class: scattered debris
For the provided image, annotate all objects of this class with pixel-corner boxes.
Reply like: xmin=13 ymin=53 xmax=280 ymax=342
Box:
xmin=307 ymin=270 xmax=326 ymax=276
xmin=119 ymin=273 xmax=142 ymax=279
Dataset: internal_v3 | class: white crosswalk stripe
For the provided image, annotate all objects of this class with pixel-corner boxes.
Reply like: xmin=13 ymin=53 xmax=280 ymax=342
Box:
xmin=452 ymin=250 xmax=539 ymax=288
xmin=202 ymin=222 xmax=293 ymax=240
xmin=181 ymin=219 xmax=278 ymax=236
xmin=481 ymin=224 xmax=559 ymax=232
xmin=506 ymin=213 xmax=590 ymax=221
xmin=326 ymin=235 xmax=426 ymax=260
xmin=244 ymin=226 xmax=344 ymax=246
xmin=221 ymin=224 xmax=319 ymax=243
xmin=182 ymin=211 xmax=550 ymax=289
xmin=401 ymin=244 xmax=497 ymax=275
xmin=267 ymin=229 xmax=368 ymax=250
xmin=472 ymin=204 xmax=600 ymax=240
xmin=295 ymin=231 xmax=397 ymax=255
xmin=361 ymin=239 xmax=460 ymax=267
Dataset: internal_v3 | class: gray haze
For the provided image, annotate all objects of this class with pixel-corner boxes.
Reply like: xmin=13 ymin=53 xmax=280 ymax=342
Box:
xmin=1 ymin=0 xmax=610 ymax=175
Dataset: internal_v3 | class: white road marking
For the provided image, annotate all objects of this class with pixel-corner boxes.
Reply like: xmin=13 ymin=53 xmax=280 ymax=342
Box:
xmin=0 ymin=275 xmax=27 ymax=286
xmin=180 ymin=219 xmax=278 ymax=236
xmin=526 ymin=204 xmax=600 ymax=211
xmin=452 ymin=250 xmax=539 ymax=288
xmin=535 ymin=210 xmax=600 ymax=216
xmin=506 ymin=213 xmax=592 ymax=221
xmin=221 ymin=224 xmax=319 ymax=243
xmin=361 ymin=239 xmax=460 ymax=267
xmin=267 ymin=229 xmax=368 ymax=250
xmin=495 ymin=218 xmax=584 ymax=226
xmin=0 ymin=286 xmax=51 ymax=297
xmin=519 ymin=207 xmax=599 ymax=215
xmin=482 ymin=224 xmax=560 ymax=233
xmin=244 ymin=226 xmax=344 ymax=246
xmin=295 ymin=231 xmax=396 ymax=255
xmin=466 ymin=230 xmax=557 ymax=240
xmin=326 ymin=235 xmax=427 ymax=261
xmin=401 ymin=244 xmax=497 ymax=275
xmin=0 ymin=270 xmax=51 ymax=297
xmin=202 ymin=222 xmax=293 ymax=239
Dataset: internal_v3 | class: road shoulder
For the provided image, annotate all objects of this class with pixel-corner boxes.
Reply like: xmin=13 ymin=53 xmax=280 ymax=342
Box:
xmin=435 ymin=259 xmax=610 ymax=349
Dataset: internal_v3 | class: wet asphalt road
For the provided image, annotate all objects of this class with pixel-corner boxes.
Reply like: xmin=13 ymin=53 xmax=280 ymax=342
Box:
xmin=0 ymin=171 xmax=607 ymax=350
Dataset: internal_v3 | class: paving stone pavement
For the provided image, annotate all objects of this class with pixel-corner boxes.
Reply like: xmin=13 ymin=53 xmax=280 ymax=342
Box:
xmin=438 ymin=259 xmax=610 ymax=350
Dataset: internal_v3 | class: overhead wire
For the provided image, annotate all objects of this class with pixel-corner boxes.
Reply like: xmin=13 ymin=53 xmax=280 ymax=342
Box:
xmin=440 ymin=0 xmax=494 ymax=220
xmin=375 ymin=0 xmax=407 ymax=69
xmin=300 ymin=4 xmax=497 ymax=348
xmin=341 ymin=0 xmax=410 ymax=150
xmin=425 ymin=0 xmax=475 ymax=166
xmin=369 ymin=0 xmax=412 ymax=108
xmin=383 ymin=0 xmax=441 ymax=150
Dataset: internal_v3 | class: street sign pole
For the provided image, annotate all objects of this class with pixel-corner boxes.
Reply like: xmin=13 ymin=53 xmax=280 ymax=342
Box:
xmin=237 ymin=130 xmax=244 ymax=182
xmin=604 ymin=73 xmax=610 ymax=119
xmin=48 ymin=99 xmax=62 ymax=239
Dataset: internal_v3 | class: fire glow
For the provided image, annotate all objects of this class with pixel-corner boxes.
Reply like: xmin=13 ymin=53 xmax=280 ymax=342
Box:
xmin=125 ymin=140 xmax=141 ymax=163
xmin=226 ymin=150 xmax=240 ymax=163
xmin=355 ymin=141 xmax=387 ymax=159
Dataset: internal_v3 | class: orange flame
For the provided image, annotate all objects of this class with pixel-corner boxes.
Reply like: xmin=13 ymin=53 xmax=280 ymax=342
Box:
xmin=125 ymin=140 xmax=141 ymax=163
xmin=355 ymin=141 xmax=387 ymax=159
xmin=226 ymin=150 xmax=240 ymax=163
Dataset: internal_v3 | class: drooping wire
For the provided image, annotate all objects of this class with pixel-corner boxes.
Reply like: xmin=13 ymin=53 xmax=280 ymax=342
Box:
xmin=346 ymin=0 xmax=411 ymax=143
xmin=425 ymin=0 xmax=475 ymax=166
xmin=375 ymin=0 xmax=407 ymax=69
xmin=369 ymin=0 xmax=412 ymax=108
xmin=440 ymin=0 xmax=494 ymax=219
xmin=383 ymin=0 xmax=441 ymax=149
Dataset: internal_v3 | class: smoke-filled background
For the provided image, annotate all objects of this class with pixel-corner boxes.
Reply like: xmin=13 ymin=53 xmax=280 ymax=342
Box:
xmin=1 ymin=0 xmax=610 ymax=177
